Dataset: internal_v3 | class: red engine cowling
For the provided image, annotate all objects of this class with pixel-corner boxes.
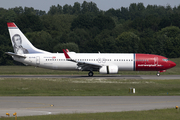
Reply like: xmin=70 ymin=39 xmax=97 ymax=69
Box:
xmin=99 ymin=66 xmax=118 ymax=74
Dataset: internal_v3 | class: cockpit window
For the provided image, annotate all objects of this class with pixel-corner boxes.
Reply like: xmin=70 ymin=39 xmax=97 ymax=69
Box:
xmin=163 ymin=59 xmax=169 ymax=61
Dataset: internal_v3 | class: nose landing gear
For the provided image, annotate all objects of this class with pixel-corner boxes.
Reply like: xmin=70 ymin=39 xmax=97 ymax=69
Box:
xmin=157 ymin=72 xmax=160 ymax=77
xmin=156 ymin=70 xmax=166 ymax=76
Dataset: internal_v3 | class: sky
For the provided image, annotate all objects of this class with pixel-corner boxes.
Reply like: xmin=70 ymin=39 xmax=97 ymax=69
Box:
xmin=1 ymin=0 xmax=180 ymax=12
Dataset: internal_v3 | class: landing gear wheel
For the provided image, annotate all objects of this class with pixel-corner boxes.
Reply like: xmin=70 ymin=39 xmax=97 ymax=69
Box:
xmin=88 ymin=71 xmax=94 ymax=77
xmin=157 ymin=72 xmax=160 ymax=77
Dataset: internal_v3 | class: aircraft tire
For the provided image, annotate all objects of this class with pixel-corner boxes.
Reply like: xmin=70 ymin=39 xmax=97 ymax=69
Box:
xmin=88 ymin=71 xmax=94 ymax=77
xmin=157 ymin=73 xmax=160 ymax=77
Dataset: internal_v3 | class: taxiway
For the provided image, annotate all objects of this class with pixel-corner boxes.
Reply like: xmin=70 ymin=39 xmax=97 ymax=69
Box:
xmin=0 ymin=96 xmax=180 ymax=117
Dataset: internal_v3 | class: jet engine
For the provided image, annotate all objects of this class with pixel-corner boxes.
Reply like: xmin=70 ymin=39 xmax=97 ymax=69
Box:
xmin=99 ymin=65 xmax=118 ymax=74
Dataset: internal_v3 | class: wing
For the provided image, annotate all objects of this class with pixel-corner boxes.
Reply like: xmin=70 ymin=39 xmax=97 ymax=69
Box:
xmin=62 ymin=49 xmax=102 ymax=71
xmin=5 ymin=52 xmax=26 ymax=58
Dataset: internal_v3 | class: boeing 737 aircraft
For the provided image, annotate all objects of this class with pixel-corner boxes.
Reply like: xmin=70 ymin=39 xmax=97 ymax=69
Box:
xmin=6 ymin=22 xmax=176 ymax=76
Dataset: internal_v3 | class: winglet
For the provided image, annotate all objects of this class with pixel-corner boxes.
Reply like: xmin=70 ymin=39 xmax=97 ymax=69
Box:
xmin=66 ymin=49 xmax=69 ymax=53
xmin=63 ymin=49 xmax=70 ymax=59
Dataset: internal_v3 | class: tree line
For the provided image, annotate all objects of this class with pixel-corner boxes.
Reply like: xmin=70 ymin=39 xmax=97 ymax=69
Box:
xmin=0 ymin=1 xmax=180 ymax=65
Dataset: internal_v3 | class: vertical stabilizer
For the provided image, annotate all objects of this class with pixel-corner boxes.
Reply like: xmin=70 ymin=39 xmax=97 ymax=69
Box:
xmin=7 ymin=22 xmax=50 ymax=54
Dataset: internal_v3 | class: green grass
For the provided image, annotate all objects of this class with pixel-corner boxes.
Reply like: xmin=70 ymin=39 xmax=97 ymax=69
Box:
xmin=0 ymin=58 xmax=179 ymax=75
xmin=1 ymin=108 xmax=180 ymax=120
xmin=0 ymin=78 xmax=180 ymax=96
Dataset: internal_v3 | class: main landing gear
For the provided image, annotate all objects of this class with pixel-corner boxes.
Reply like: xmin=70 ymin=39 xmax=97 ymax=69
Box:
xmin=88 ymin=71 xmax=94 ymax=77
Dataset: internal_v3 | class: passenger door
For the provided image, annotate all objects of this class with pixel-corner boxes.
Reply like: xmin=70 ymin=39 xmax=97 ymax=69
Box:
xmin=36 ymin=56 xmax=40 ymax=66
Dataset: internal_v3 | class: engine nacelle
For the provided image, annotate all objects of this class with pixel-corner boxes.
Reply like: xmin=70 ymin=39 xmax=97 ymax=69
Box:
xmin=99 ymin=65 xmax=118 ymax=74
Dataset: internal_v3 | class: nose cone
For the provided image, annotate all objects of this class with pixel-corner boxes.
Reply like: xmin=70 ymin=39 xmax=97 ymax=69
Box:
xmin=169 ymin=61 xmax=176 ymax=68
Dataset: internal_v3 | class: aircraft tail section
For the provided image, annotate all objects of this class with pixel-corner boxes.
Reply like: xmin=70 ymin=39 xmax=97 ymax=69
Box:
xmin=7 ymin=22 xmax=50 ymax=54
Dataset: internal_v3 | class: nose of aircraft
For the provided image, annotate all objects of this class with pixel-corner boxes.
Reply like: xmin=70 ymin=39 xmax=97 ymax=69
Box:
xmin=169 ymin=61 xmax=176 ymax=68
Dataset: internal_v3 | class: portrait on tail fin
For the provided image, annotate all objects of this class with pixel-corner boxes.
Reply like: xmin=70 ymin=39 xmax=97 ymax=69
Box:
xmin=12 ymin=34 xmax=29 ymax=54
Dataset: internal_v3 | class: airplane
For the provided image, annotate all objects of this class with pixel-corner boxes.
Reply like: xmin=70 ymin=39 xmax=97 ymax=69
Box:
xmin=5 ymin=22 xmax=176 ymax=77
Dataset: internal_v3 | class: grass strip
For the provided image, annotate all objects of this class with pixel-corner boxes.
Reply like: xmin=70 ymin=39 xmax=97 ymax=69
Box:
xmin=0 ymin=78 xmax=180 ymax=96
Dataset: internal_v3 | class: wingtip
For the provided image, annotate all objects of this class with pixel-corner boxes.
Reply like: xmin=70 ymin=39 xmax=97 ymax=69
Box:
xmin=63 ymin=49 xmax=70 ymax=59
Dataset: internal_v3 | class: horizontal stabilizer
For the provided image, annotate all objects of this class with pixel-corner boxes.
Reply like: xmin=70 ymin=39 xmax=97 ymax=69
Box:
xmin=5 ymin=52 xmax=26 ymax=58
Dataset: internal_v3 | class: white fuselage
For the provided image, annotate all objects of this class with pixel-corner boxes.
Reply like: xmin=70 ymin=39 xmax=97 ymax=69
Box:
xmin=13 ymin=52 xmax=135 ymax=71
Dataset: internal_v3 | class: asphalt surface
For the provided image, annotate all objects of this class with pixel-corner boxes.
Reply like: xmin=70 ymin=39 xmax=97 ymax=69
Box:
xmin=0 ymin=75 xmax=180 ymax=79
xmin=0 ymin=96 xmax=180 ymax=117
